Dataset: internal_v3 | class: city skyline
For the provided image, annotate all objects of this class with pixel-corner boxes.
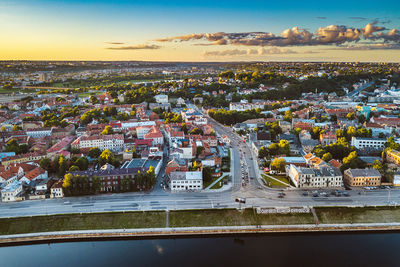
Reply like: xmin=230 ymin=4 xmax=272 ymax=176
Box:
xmin=1 ymin=0 xmax=400 ymax=61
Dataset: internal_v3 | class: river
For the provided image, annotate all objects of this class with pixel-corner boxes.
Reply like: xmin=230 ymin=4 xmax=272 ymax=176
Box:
xmin=0 ymin=232 xmax=398 ymax=266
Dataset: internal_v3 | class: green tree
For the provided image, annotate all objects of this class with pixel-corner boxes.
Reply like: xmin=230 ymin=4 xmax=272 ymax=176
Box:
xmin=271 ymin=158 xmax=286 ymax=172
xmin=202 ymin=166 xmax=213 ymax=184
xmin=88 ymin=147 xmax=102 ymax=158
xmin=39 ymin=158 xmax=52 ymax=171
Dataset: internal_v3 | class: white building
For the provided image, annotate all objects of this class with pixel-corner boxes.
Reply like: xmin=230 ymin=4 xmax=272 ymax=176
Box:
xmin=155 ymin=94 xmax=169 ymax=104
xmin=169 ymin=171 xmax=203 ymax=192
xmin=26 ymin=128 xmax=52 ymax=138
xmin=1 ymin=180 xmax=23 ymax=202
xmin=229 ymin=100 xmax=266 ymax=111
xmin=351 ymin=137 xmax=386 ymax=150
xmin=288 ymin=164 xmax=343 ymax=188
xmin=72 ymin=134 xmax=124 ymax=152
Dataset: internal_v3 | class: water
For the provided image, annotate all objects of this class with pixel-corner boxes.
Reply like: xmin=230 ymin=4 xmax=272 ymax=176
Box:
xmin=0 ymin=232 xmax=399 ymax=266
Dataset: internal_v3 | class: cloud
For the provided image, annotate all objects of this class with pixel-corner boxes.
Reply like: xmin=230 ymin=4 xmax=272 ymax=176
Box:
xmin=362 ymin=23 xmax=386 ymax=38
xmin=106 ymin=44 xmax=161 ymax=50
xmin=349 ymin=17 xmax=368 ymax=21
xmin=153 ymin=22 xmax=400 ymax=49
xmin=105 ymin=42 xmax=125 ymax=45
xmin=203 ymin=47 xmax=299 ymax=57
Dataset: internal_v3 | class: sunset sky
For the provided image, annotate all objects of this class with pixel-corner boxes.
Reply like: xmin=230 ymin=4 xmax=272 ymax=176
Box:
xmin=1 ymin=0 xmax=400 ymax=61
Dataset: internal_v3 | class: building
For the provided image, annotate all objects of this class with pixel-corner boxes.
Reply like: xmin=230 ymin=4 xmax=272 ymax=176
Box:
xmin=169 ymin=171 xmax=203 ymax=192
xmin=351 ymin=137 xmax=386 ymax=150
xmin=72 ymin=134 xmax=124 ymax=152
xmin=343 ymin=168 xmax=382 ymax=187
xmin=50 ymin=180 xmax=64 ymax=198
xmin=386 ymin=149 xmax=400 ymax=165
xmin=154 ymin=94 xmax=169 ymax=104
xmin=1 ymin=180 xmax=23 ymax=202
xmin=320 ymin=132 xmax=337 ymax=146
xmin=288 ymin=164 xmax=343 ymax=188
xmin=26 ymin=128 xmax=52 ymax=138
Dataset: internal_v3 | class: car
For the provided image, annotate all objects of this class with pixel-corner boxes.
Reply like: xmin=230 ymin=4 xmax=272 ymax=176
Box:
xmin=312 ymin=193 xmax=319 ymax=197
xmin=342 ymin=192 xmax=350 ymax=197
xmin=302 ymin=192 xmax=308 ymax=196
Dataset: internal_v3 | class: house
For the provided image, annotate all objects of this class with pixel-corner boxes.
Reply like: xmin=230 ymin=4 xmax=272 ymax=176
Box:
xmin=169 ymin=171 xmax=203 ymax=192
xmin=288 ymin=164 xmax=343 ymax=188
xmin=343 ymin=168 xmax=382 ymax=187
xmin=20 ymin=167 xmax=48 ymax=184
xmin=50 ymin=180 xmax=64 ymax=198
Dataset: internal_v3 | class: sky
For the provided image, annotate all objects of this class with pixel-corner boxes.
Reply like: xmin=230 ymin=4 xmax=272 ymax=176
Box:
xmin=0 ymin=0 xmax=400 ymax=62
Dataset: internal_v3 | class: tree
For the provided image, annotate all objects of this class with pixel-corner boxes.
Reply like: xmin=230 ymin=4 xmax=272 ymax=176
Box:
xmin=63 ymin=173 xmax=73 ymax=189
xmin=202 ymin=166 xmax=213 ymax=184
xmin=101 ymin=125 xmax=113 ymax=135
xmin=258 ymin=146 xmax=269 ymax=158
xmin=69 ymin=165 xmax=80 ymax=171
xmin=278 ymin=139 xmax=290 ymax=155
xmin=271 ymin=158 xmax=286 ymax=172
xmin=322 ymin=152 xmax=333 ymax=162
xmin=283 ymin=110 xmax=293 ymax=122
xmin=346 ymin=112 xmax=356 ymax=120
xmin=39 ymin=158 xmax=52 ymax=171
xmin=99 ymin=149 xmax=115 ymax=166
xmin=11 ymin=125 xmax=21 ymax=131
xmin=88 ymin=147 xmax=102 ymax=158
xmin=58 ymin=155 xmax=68 ymax=177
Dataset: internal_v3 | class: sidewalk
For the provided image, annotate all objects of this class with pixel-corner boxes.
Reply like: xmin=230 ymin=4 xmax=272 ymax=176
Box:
xmin=3 ymin=222 xmax=400 ymax=244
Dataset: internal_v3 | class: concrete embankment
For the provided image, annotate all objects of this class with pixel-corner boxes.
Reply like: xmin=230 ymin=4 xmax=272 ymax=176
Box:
xmin=2 ymin=223 xmax=400 ymax=245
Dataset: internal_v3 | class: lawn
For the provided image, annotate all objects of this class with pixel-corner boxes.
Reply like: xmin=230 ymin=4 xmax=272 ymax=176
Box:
xmin=210 ymin=176 xmax=227 ymax=189
xmin=0 ymin=211 xmax=165 ymax=235
xmin=262 ymin=174 xmax=289 ymax=188
xmin=169 ymin=209 xmax=314 ymax=227
xmin=316 ymin=206 xmax=400 ymax=224
xmin=203 ymin=176 xmax=221 ymax=189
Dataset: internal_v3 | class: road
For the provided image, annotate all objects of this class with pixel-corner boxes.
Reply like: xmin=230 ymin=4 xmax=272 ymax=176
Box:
xmin=345 ymin=81 xmax=374 ymax=97
xmin=0 ymin=102 xmax=399 ymax=218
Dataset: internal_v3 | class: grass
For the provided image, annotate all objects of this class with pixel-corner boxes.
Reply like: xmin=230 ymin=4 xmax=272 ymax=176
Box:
xmin=169 ymin=209 xmax=315 ymax=227
xmin=0 ymin=211 xmax=165 ymax=235
xmin=203 ymin=176 xmax=221 ymax=189
xmin=210 ymin=176 xmax=227 ymax=189
xmin=315 ymin=206 xmax=400 ymax=224
xmin=78 ymin=91 xmax=103 ymax=98
xmin=0 ymin=209 xmax=315 ymax=235
xmin=262 ymin=174 xmax=289 ymax=188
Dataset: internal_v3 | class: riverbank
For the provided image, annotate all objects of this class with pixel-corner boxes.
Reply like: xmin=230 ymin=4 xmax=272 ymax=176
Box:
xmin=2 ymin=223 xmax=400 ymax=245
xmin=2 ymin=206 xmax=400 ymax=244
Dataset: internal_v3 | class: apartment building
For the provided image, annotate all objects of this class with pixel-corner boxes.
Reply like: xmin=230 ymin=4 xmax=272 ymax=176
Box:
xmin=72 ymin=134 xmax=124 ymax=152
xmin=288 ymin=164 xmax=343 ymax=188
xmin=343 ymin=168 xmax=382 ymax=187
xmin=351 ymin=137 xmax=386 ymax=150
